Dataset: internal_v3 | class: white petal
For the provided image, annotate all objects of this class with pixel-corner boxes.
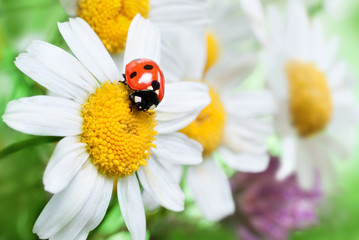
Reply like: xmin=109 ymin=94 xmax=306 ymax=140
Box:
xmin=123 ymin=14 xmax=161 ymax=72
xmin=219 ymin=146 xmax=270 ymax=172
xmin=58 ymin=18 xmax=121 ymax=83
xmin=224 ymin=90 xmax=277 ymax=118
xmin=142 ymin=190 xmax=160 ymax=211
xmin=239 ymin=0 xmax=269 ymax=47
xmin=117 ymin=175 xmax=146 ymax=240
xmin=161 ymin=27 xmax=206 ymax=80
xmin=267 ymin=5 xmax=285 ymax=50
xmin=328 ymin=61 xmax=347 ymax=88
xmin=317 ymin=37 xmax=339 ymax=72
xmin=149 ymin=0 xmax=210 ymax=28
xmin=153 ymin=132 xmax=203 ymax=165
xmin=206 ymin=54 xmax=257 ymax=92
xmin=59 ymin=0 xmax=78 ymax=16
xmin=33 ymin=163 xmax=98 ymax=239
xmin=296 ymin=142 xmax=315 ymax=191
xmin=51 ymin=174 xmax=113 ymax=240
xmin=3 ymin=96 xmax=82 ymax=136
xmin=74 ymin=176 xmax=113 ymax=240
xmin=137 ymin=158 xmax=184 ymax=211
xmin=276 ymin=136 xmax=297 ymax=180
xmin=15 ymin=40 xmax=98 ymax=103
xmin=44 ymin=136 xmax=88 ymax=194
xmin=311 ymin=146 xmax=336 ymax=193
xmin=159 ymin=161 xmax=184 ymax=183
xmin=223 ymin=119 xmax=272 ymax=154
xmin=159 ymin=40 xmax=186 ymax=83
xmin=156 ymin=81 xmax=210 ymax=134
xmin=187 ymin=158 xmax=235 ymax=221
xmin=284 ymin=0 xmax=309 ymax=60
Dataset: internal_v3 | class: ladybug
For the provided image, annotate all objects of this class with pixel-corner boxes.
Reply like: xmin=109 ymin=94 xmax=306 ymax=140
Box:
xmin=122 ymin=58 xmax=165 ymax=111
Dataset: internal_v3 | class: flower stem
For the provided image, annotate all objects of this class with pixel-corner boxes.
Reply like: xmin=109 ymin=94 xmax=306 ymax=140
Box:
xmin=0 ymin=136 xmax=61 ymax=159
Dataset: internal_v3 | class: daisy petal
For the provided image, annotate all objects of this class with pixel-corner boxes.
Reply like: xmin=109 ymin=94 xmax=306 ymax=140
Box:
xmin=149 ymin=0 xmax=210 ymax=28
xmin=33 ymin=163 xmax=98 ymax=239
xmin=15 ymin=40 xmax=98 ymax=103
xmin=223 ymin=120 xmax=271 ymax=154
xmin=219 ymin=146 xmax=270 ymax=172
xmin=137 ymin=158 xmax=184 ymax=211
xmin=153 ymin=132 xmax=203 ymax=165
xmin=58 ymin=18 xmax=121 ymax=83
xmin=328 ymin=61 xmax=347 ymax=88
xmin=74 ymin=176 xmax=113 ymax=240
xmin=296 ymin=145 xmax=315 ymax=190
xmin=276 ymin=136 xmax=297 ymax=180
xmin=161 ymin=27 xmax=206 ymax=80
xmin=123 ymin=14 xmax=161 ymax=71
xmin=224 ymin=90 xmax=276 ymax=118
xmin=156 ymin=81 xmax=210 ymax=134
xmin=312 ymin=147 xmax=336 ymax=193
xmin=284 ymin=0 xmax=309 ymax=60
xmin=51 ymin=173 xmax=113 ymax=240
xmin=142 ymin=190 xmax=160 ymax=211
xmin=267 ymin=5 xmax=285 ymax=49
xmin=59 ymin=0 xmax=78 ymax=16
xmin=187 ymin=158 xmax=235 ymax=221
xmin=159 ymin=41 xmax=185 ymax=83
xmin=239 ymin=0 xmax=268 ymax=47
xmin=3 ymin=96 xmax=82 ymax=136
xmin=117 ymin=175 xmax=146 ymax=240
xmin=206 ymin=54 xmax=257 ymax=91
xmin=44 ymin=136 xmax=88 ymax=194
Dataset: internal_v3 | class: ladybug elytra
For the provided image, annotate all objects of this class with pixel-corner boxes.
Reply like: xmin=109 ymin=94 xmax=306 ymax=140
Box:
xmin=123 ymin=58 xmax=165 ymax=111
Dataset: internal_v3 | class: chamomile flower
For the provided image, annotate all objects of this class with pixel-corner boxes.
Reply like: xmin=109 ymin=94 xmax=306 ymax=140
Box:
xmin=2 ymin=15 xmax=210 ymax=240
xmin=59 ymin=0 xmax=209 ymax=54
xmin=240 ymin=0 xmax=359 ymax=191
xmin=144 ymin=20 xmax=276 ymax=221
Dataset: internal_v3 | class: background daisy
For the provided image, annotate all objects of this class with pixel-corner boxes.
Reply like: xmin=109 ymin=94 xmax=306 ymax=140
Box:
xmin=240 ymin=0 xmax=359 ymax=192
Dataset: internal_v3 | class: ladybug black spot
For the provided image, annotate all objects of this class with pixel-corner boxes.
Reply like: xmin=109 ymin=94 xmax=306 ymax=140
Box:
xmin=130 ymin=71 xmax=137 ymax=78
xmin=151 ymin=80 xmax=160 ymax=90
xmin=144 ymin=64 xmax=154 ymax=70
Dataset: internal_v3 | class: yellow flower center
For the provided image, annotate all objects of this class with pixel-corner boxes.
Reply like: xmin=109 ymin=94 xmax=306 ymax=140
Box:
xmin=204 ymin=31 xmax=220 ymax=73
xmin=180 ymin=84 xmax=226 ymax=156
xmin=286 ymin=60 xmax=332 ymax=137
xmin=78 ymin=0 xmax=150 ymax=53
xmin=81 ymin=82 xmax=157 ymax=177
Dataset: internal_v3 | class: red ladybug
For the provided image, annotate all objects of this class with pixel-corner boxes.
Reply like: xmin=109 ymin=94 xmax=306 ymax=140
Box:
xmin=122 ymin=58 xmax=165 ymax=111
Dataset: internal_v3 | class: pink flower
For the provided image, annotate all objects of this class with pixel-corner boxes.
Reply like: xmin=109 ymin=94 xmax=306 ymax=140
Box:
xmin=230 ymin=156 xmax=322 ymax=240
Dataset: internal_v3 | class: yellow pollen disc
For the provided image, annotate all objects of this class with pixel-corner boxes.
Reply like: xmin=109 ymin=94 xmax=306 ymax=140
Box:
xmin=204 ymin=31 xmax=220 ymax=73
xmin=81 ymin=82 xmax=157 ymax=177
xmin=285 ymin=60 xmax=332 ymax=137
xmin=180 ymin=85 xmax=226 ymax=156
xmin=78 ymin=0 xmax=150 ymax=53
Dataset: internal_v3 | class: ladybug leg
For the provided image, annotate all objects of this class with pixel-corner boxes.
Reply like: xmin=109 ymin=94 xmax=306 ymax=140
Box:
xmin=128 ymin=95 xmax=134 ymax=112
xmin=121 ymin=74 xmax=127 ymax=84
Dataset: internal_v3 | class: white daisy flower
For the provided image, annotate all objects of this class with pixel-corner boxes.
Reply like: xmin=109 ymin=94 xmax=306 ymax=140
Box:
xmin=2 ymin=15 xmax=210 ymax=240
xmin=59 ymin=0 xmax=209 ymax=54
xmin=240 ymin=0 xmax=359 ymax=191
xmin=143 ymin=14 xmax=276 ymax=221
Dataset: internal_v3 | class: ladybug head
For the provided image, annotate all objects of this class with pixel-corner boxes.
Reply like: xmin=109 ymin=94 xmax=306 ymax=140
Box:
xmin=130 ymin=90 xmax=159 ymax=111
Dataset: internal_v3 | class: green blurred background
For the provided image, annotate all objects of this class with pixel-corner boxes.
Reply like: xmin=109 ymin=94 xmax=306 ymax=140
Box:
xmin=1 ymin=0 xmax=359 ymax=239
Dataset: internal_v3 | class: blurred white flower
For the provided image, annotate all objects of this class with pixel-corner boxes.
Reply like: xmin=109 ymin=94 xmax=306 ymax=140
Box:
xmin=143 ymin=0 xmax=276 ymax=221
xmin=2 ymin=15 xmax=210 ymax=240
xmin=240 ymin=0 xmax=359 ymax=192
